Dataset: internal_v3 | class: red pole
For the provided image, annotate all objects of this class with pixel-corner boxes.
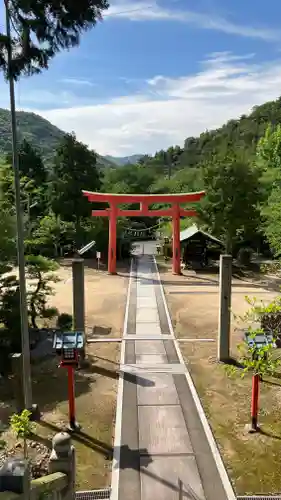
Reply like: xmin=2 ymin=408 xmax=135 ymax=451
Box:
xmin=250 ymin=373 xmax=259 ymax=431
xmin=67 ymin=366 xmax=76 ymax=429
xmin=172 ymin=203 xmax=181 ymax=275
xmin=108 ymin=203 xmax=117 ymax=274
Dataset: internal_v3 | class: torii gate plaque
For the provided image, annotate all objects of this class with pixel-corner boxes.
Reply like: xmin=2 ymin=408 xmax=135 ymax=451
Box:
xmin=82 ymin=191 xmax=205 ymax=275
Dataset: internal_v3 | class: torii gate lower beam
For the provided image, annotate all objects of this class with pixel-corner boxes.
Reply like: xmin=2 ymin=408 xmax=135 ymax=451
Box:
xmin=82 ymin=191 xmax=205 ymax=275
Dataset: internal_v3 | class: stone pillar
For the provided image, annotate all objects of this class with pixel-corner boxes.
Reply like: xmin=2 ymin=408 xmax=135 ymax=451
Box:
xmin=72 ymin=258 xmax=86 ymax=364
xmin=48 ymin=433 xmax=75 ymax=500
xmin=72 ymin=258 xmax=85 ymax=332
xmin=218 ymin=255 xmax=232 ymax=362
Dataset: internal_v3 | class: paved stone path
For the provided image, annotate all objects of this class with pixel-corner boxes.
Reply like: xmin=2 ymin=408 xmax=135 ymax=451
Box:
xmin=111 ymin=254 xmax=236 ymax=500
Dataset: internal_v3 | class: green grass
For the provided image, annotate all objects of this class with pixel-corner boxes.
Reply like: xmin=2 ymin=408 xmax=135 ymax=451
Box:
xmin=181 ymin=342 xmax=281 ymax=495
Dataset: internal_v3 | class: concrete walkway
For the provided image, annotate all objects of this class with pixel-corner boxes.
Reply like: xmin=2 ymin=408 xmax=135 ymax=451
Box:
xmin=111 ymin=255 xmax=236 ymax=500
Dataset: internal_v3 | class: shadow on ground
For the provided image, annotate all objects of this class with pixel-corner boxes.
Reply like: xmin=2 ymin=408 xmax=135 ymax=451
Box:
xmin=38 ymin=421 xmax=198 ymax=500
xmin=85 ymin=355 xmax=155 ymax=388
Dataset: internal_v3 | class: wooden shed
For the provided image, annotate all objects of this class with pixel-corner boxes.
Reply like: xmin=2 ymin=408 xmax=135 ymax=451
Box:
xmin=180 ymin=224 xmax=224 ymax=265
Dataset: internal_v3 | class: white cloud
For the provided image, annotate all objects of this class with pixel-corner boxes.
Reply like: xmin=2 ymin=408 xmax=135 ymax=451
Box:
xmin=60 ymin=78 xmax=95 ymax=86
xmin=104 ymin=0 xmax=281 ymax=42
xmin=30 ymin=52 xmax=281 ymax=156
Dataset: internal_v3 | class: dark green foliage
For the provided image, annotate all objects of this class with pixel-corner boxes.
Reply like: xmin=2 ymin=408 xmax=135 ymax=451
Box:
xmin=180 ymin=98 xmax=281 ymax=168
xmin=51 ymin=132 xmax=101 ymax=247
xmin=0 ymin=108 xmax=64 ymax=161
xmin=103 ymin=163 xmax=155 ymax=194
xmin=57 ymin=313 xmax=73 ymax=330
xmin=198 ymin=156 xmax=261 ymax=253
xmin=262 ymin=187 xmax=281 ymax=256
xmin=237 ymin=247 xmax=253 ymax=266
xmin=134 ymin=96 xmax=281 ymax=174
xmin=6 ymin=138 xmax=47 ymax=184
xmin=1 ymin=0 xmax=109 ymax=79
xmin=27 ymin=213 xmax=76 ymax=257
xmin=25 ymin=255 xmax=59 ymax=329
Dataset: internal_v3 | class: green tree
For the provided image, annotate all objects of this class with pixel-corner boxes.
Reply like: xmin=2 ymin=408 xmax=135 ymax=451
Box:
xmin=0 ymin=161 xmax=42 ymax=239
xmin=256 ymin=124 xmax=281 ymax=255
xmin=0 ymin=159 xmax=16 ymax=263
xmin=25 ymin=255 xmax=59 ymax=329
xmin=6 ymin=140 xmax=48 ymax=223
xmin=1 ymin=0 xmax=109 ymax=79
xmin=199 ymin=156 xmax=261 ymax=253
xmin=256 ymin=124 xmax=281 ymax=201
xmin=103 ymin=163 xmax=155 ymax=194
xmin=10 ymin=409 xmax=34 ymax=459
xmin=29 ymin=213 xmax=75 ymax=257
xmin=256 ymin=123 xmax=281 ymax=173
xmin=0 ymin=207 xmax=16 ymax=264
xmin=262 ymin=187 xmax=281 ymax=256
xmin=51 ymin=133 xmax=101 ymax=247
xmin=6 ymin=139 xmax=47 ymax=184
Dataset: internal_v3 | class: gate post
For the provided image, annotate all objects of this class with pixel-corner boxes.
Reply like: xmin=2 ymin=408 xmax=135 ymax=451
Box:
xmin=108 ymin=203 xmax=117 ymax=274
xmin=218 ymin=254 xmax=232 ymax=361
xmin=72 ymin=258 xmax=85 ymax=332
xmin=172 ymin=203 xmax=181 ymax=275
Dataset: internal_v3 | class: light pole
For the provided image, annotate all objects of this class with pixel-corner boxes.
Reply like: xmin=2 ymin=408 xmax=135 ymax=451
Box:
xmin=5 ymin=0 xmax=32 ymax=409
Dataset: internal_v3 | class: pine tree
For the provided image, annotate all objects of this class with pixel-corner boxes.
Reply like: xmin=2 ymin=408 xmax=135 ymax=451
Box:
xmin=51 ymin=132 xmax=101 ymax=247
xmin=1 ymin=0 xmax=109 ymax=79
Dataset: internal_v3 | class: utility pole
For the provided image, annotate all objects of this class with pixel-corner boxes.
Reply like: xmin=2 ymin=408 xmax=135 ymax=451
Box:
xmin=5 ymin=0 xmax=32 ymax=409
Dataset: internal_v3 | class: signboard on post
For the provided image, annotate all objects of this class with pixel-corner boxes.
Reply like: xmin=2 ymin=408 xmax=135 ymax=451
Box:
xmin=78 ymin=240 xmax=96 ymax=256
xmin=96 ymin=251 xmax=101 ymax=269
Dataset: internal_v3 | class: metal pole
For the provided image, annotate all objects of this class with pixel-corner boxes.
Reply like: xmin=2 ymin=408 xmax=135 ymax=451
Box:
xmin=67 ymin=366 xmax=76 ymax=430
xmin=250 ymin=373 xmax=259 ymax=433
xmin=5 ymin=1 xmax=32 ymax=409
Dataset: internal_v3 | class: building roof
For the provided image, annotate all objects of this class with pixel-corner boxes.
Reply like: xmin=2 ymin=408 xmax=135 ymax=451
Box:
xmin=180 ymin=224 xmax=224 ymax=246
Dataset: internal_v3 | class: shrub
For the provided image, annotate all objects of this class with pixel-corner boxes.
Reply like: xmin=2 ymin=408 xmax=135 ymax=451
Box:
xmin=57 ymin=313 xmax=73 ymax=330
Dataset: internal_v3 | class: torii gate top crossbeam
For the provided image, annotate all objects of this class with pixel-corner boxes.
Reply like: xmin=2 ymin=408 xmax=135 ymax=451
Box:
xmin=82 ymin=190 xmax=205 ymax=204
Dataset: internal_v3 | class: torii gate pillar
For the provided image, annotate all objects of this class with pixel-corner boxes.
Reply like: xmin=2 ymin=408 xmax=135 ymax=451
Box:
xmin=172 ymin=203 xmax=181 ymax=275
xmin=108 ymin=203 xmax=117 ymax=274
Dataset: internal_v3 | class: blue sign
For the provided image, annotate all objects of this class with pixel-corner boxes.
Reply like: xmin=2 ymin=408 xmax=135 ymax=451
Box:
xmin=53 ymin=331 xmax=84 ymax=351
xmin=245 ymin=332 xmax=276 ymax=350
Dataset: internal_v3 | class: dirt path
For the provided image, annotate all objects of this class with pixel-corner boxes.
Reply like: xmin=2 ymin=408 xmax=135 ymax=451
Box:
xmin=161 ymin=266 xmax=277 ymax=348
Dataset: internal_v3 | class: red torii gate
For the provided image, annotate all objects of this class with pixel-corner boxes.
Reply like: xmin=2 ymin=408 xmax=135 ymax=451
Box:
xmin=82 ymin=191 xmax=205 ymax=275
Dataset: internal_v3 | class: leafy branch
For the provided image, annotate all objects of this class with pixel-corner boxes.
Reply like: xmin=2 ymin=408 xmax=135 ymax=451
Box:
xmin=10 ymin=409 xmax=35 ymax=459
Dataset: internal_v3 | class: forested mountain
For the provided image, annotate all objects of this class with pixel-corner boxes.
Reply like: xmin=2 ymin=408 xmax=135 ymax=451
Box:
xmin=1 ymin=95 xmax=281 ymax=173
xmin=105 ymin=154 xmax=144 ymax=166
xmin=175 ymin=97 xmax=281 ymax=169
xmin=0 ymin=108 xmax=113 ymax=167
xmin=102 ymin=97 xmax=281 ymax=176
xmin=0 ymin=108 xmax=64 ymax=161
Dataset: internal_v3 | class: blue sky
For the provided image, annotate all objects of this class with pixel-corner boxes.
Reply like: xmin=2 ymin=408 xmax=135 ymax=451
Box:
xmin=1 ymin=0 xmax=281 ymax=156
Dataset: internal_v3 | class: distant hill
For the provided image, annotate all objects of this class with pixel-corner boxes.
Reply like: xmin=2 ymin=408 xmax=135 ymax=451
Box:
xmin=137 ymin=96 xmax=281 ymax=174
xmin=177 ymin=97 xmax=281 ymax=169
xmin=105 ymin=154 xmax=144 ymax=166
xmin=0 ymin=108 xmax=114 ymax=167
